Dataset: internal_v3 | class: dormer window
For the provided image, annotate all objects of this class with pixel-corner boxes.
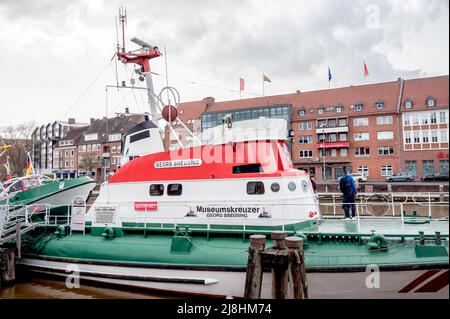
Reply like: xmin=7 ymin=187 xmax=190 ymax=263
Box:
xmin=426 ymin=96 xmax=436 ymax=107
xmin=336 ymin=104 xmax=343 ymax=113
xmin=375 ymin=100 xmax=384 ymax=110
xmin=355 ymin=103 xmax=364 ymax=112
xmin=404 ymin=99 xmax=413 ymax=109
xmin=310 ymin=107 xmax=315 ymax=113
xmin=317 ymin=106 xmax=324 ymax=115
xmin=298 ymin=108 xmax=306 ymax=116
xmin=326 ymin=106 xmax=334 ymax=112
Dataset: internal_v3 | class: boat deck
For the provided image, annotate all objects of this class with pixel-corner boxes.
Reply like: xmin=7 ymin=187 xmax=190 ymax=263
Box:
xmin=303 ymin=217 xmax=449 ymax=237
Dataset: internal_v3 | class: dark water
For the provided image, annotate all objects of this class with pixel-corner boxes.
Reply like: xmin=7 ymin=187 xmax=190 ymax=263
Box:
xmin=0 ymin=273 xmax=171 ymax=299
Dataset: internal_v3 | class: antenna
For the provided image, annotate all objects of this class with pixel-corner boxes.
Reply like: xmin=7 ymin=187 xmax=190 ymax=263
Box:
xmin=119 ymin=6 xmax=127 ymax=52
xmin=114 ymin=16 xmax=120 ymax=89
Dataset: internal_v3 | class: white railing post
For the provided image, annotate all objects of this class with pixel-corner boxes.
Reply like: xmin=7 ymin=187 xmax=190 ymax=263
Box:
xmin=400 ymin=202 xmax=404 ymax=234
xmin=428 ymin=192 xmax=432 ymax=218
xmin=332 ymin=194 xmax=336 ymax=216
xmin=391 ymin=193 xmax=395 ymax=217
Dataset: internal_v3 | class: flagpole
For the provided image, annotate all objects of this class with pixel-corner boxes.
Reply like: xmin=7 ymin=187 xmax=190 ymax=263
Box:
xmin=262 ymin=80 xmax=265 ymax=97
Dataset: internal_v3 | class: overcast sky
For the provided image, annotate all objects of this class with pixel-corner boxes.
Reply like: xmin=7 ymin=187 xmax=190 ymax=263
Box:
xmin=0 ymin=0 xmax=448 ymax=128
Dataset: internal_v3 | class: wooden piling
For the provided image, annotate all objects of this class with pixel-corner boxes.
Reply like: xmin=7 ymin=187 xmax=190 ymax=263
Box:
xmin=244 ymin=234 xmax=266 ymax=299
xmin=286 ymin=236 xmax=308 ymax=299
xmin=16 ymin=220 xmax=21 ymax=259
xmin=270 ymin=231 xmax=288 ymax=299
xmin=0 ymin=248 xmax=16 ymax=288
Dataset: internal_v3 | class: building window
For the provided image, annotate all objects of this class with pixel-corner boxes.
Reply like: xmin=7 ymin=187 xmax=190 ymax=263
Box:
xmin=70 ymin=160 xmax=74 ymax=167
xmin=422 ymin=160 xmax=434 ymax=176
xmin=65 ymin=150 xmax=69 ymax=157
xmin=377 ymin=131 xmax=394 ymax=140
xmin=109 ymin=134 xmax=122 ymax=142
xmin=298 ymin=109 xmax=306 ymax=116
xmin=338 ymin=118 xmax=347 ymax=126
xmin=403 ymin=114 xmax=410 ymax=126
xmin=354 ymin=132 xmax=370 ymax=141
xmin=375 ymin=101 xmax=384 ymax=110
xmin=298 ymin=121 xmax=312 ymax=130
xmin=430 ymin=112 xmax=437 ymax=124
xmin=299 ymin=150 xmax=313 ymax=158
xmin=439 ymin=111 xmax=447 ymax=124
xmin=111 ymin=146 xmax=116 ymax=153
xmin=405 ymin=161 xmax=417 ymax=176
xmin=299 ymin=136 xmax=313 ymax=144
xmin=339 ymin=133 xmax=348 ymax=141
xmin=247 ymin=181 xmax=265 ymax=195
xmin=376 ymin=115 xmax=393 ymax=125
xmin=355 ymin=104 xmax=364 ymax=111
xmin=84 ymin=134 xmax=98 ymax=141
xmin=412 ymin=114 xmax=420 ymax=125
xmin=149 ymin=184 xmax=164 ymax=196
xmin=310 ymin=107 xmax=314 ymax=113
xmin=330 ymin=149 xmax=337 ymax=157
xmin=439 ymin=160 xmax=449 ymax=174
xmin=440 ymin=130 xmax=448 ymax=143
xmin=87 ymin=145 xmax=92 ymax=152
xmin=70 ymin=150 xmax=74 ymax=157
xmin=329 ymin=134 xmax=337 ymax=142
xmin=317 ymin=120 xmax=327 ymax=128
xmin=426 ymin=97 xmax=436 ymax=107
xmin=355 ymin=147 xmax=370 ymax=157
xmin=328 ymin=119 xmax=336 ymax=127
xmin=326 ymin=106 xmax=334 ymax=112
xmin=378 ymin=146 xmax=394 ymax=156
xmin=413 ymin=132 xmax=420 ymax=143
xmin=353 ymin=117 xmax=369 ymax=127
xmin=318 ymin=107 xmax=324 ymax=115
xmin=405 ymin=100 xmax=413 ymax=109
xmin=340 ymin=148 xmax=348 ymax=157
xmin=381 ymin=165 xmax=393 ymax=177
xmin=336 ymin=105 xmax=343 ymax=113
xmin=65 ymin=161 xmax=69 ymax=167
xmin=431 ymin=131 xmax=438 ymax=143
xmin=422 ymin=131 xmax=429 ymax=143
xmin=358 ymin=166 xmax=369 ymax=176
xmin=167 ymin=183 xmax=183 ymax=196
xmin=421 ymin=115 xmax=429 ymax=125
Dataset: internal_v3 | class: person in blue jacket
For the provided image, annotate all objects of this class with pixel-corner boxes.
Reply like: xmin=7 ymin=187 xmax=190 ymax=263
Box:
xmin=338 ymin=167 xmax=358 ymax=220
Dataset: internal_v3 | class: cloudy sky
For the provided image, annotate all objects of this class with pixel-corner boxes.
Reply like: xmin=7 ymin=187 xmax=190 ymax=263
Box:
xmin=0 ymin=0 xmax=448 ymax=128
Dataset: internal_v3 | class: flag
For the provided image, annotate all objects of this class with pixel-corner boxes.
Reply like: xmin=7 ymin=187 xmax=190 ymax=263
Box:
xmin=364 ymin=61 xmax=369 ymax=77
xmin=263 ymin=74 xmax=271 ymax=83
xmin=26 ymin=152 xmax=33 ymax=176
xmin=239 ymin=77 xmax=245 ymax=91
xmin=328 ymin=67 xmax=332 ymax=82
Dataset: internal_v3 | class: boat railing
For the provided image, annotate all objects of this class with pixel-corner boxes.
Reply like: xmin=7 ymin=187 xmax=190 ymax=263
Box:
xmin=1 ymin=196 xmax=448 ymax=242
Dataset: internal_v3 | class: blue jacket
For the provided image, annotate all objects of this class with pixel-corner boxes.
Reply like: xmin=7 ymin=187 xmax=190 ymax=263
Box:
xmin=339 ymin=175 xmax=357 ymax=195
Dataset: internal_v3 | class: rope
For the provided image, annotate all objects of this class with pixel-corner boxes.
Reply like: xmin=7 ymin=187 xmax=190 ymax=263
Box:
xmin=59 ymin=55 xmax=115 ymax=121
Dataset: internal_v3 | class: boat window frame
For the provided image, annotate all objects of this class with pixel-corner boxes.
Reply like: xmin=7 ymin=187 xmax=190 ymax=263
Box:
xmin=167 ymin=183 xmax=183 ymax=196
xmin=149 ymin=184 xmax=164 ymax=196
xmin=246 ymin=181 xmax=265 ymax=195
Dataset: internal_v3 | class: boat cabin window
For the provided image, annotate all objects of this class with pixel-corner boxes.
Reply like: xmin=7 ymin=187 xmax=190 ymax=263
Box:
xmin=247 ymin=181 xmax=265 ymax=195
xmin=167 ymin=183 xmax=183 ymax=196
xmin=149 ymin=184 xmax=164 ymax=196
xmin=130 ymin=131 xmax=150 ymax=144
xmin=233 ymin=163 xmax=263 ymax=174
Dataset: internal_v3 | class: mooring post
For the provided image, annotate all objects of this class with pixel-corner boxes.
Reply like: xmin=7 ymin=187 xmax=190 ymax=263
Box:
xmin=271 ymin=231 xmax=288 ymax=299
xmin=286 ymin=236 xmax=308 ymax=299
xmin=16 ymin=220 xmax=21 ymax=259
xmin=244 ymin=234 xmax=266 ymax=299
xmin=0 ymin=249 xmax=16 ymax=288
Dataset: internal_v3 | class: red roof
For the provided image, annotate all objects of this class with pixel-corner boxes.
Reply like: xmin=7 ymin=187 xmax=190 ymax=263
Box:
xmin=402 ymin=75 xmax=449 ymax=110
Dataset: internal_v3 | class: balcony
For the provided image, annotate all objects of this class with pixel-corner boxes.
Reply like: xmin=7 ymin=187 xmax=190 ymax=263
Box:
xmin=317 ymin=141 xmax=350 ymax=149
xmin=316 ymin=126 xmax=348 ymax=134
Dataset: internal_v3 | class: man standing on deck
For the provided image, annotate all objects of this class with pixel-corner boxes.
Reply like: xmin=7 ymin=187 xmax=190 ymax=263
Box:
xmin=338 ymin=167 xmax=358 ymax=220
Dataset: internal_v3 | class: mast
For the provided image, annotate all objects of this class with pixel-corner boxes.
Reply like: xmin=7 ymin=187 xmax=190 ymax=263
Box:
xmin=116 ymin=7 xmax=161 ymax=120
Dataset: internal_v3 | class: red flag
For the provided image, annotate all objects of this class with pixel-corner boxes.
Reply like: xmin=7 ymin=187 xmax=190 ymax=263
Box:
xmin=263 ymin=74 xmax=271 ymax=83
xmin=239 ymin=77 xmax=245 ymax=91
xmin=364 ymin=61 xmax=369 ymax=77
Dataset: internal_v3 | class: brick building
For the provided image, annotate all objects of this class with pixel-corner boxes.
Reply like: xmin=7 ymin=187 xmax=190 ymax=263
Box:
xmin=163 ymin=75 xmax=449 ymax=181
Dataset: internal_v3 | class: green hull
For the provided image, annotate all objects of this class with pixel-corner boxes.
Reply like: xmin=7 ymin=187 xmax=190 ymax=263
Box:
xmin=21 ymin=219 xmax=449 ymax=271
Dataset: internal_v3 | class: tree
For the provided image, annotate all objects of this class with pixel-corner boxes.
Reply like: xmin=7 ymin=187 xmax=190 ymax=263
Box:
xmin=78 ymin=152 xmax=98 ymax=176
xmin=0 ymin=121 xmax=35 ymax=177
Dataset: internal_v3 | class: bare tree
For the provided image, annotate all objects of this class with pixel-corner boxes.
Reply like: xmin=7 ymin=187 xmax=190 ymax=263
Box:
xmin=78 ymin=152 xmax=98 ymax=176
xmin=0 ymin=121 xmax=36 ymax=177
